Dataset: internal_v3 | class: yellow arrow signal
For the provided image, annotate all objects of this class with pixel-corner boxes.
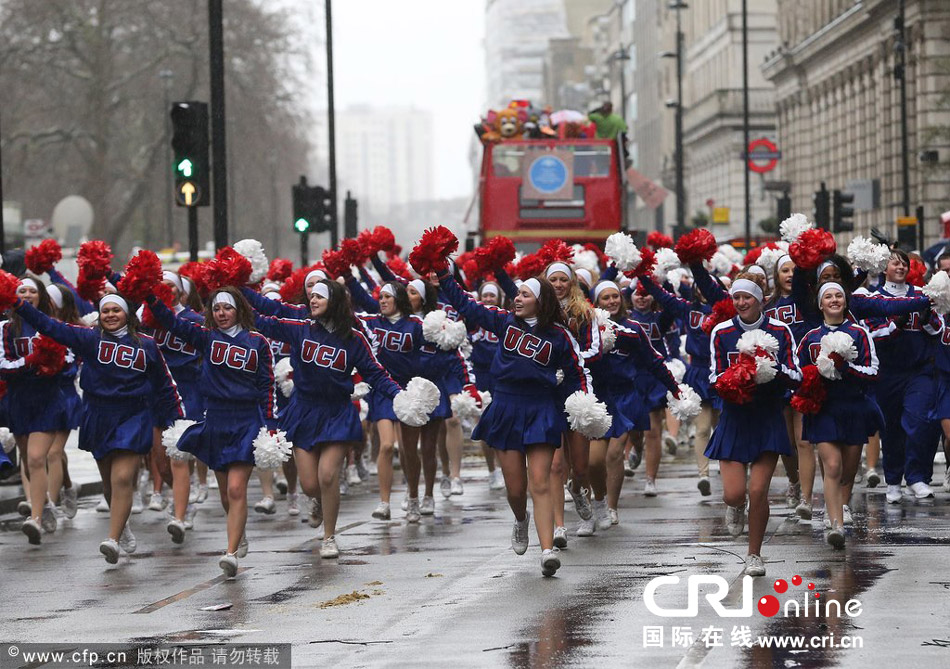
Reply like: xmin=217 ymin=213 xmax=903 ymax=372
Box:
xmin=181 ymin=181 xmax=196 ymax=206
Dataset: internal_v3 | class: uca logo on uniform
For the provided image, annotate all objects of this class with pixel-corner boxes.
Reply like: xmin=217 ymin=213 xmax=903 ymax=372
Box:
xmin=644 ymin=575 xmax=862 ymax=619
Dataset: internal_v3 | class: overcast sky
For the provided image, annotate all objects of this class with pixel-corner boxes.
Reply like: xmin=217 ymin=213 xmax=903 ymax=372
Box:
xmin=292 ymin=1 xmax=486 ymax=201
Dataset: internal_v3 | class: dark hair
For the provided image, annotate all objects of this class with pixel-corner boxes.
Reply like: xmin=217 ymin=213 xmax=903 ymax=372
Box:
xmin=99 ymin=294 xmax=141 ymax=339
xmin=478 ymin=281 xmax=510 ymax=308
xmin=181 ymin=275 xmax=205 ymax=312
xmin=314 ymin=280 xmax=357 ymax=339
xmin=382 ymin=281 xmax=413 ymax=318
xmin=420 ymin=283 xmax=440 ymax=315
xmin=12 ymin=274 xmax=53 ymax=337
xmin=204 ymin=286 xmax=255 ymax=331
xmin=55 ymin=288 xmax=83 ymax=326
xmin=891 ymin=248 xmax=910 ymax=269
xmin=534 ymin=278 xmax=567 ymax=330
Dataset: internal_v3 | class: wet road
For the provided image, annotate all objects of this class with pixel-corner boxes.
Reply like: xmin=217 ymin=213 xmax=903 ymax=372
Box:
xmin=2 ymin=452 xmax=950 ymax=668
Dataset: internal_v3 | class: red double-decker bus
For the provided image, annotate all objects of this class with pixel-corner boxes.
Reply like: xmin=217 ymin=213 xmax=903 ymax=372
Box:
xmin=477 ymin=138 xmax=624 ymax=249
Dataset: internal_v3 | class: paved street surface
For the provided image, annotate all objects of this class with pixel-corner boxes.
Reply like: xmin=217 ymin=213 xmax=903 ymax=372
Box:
xmin=3 ymin=447 xmax=950 ymax=668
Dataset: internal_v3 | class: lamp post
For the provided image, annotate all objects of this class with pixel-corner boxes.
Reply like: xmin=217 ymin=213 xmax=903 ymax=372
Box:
xmin=668 ymin=1 xmax=688 ymax=234
xmin=159 ymin=69 xmax=174 ymax=248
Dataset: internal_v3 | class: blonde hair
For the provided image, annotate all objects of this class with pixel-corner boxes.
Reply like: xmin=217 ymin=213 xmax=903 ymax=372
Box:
xmin=546 ymin=263 xmax=593 ymax=332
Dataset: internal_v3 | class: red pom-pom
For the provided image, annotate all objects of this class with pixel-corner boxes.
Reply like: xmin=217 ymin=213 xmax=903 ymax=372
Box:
xmin=178 ymin=261 xmax=210 ymax=299
xmin=141 ymin=282 xmax=175 ymax=330
xmin=714 ymin=355 xmax=758 ymax=404
xmin=627 ymin=247 xmax=656 ymax=278
xmin=789 ymin=229 xmax=836 ymax=270
xmin=387 ymin=256 xmax=412 ymax=280
xmin=25 ymin=335 xmax=67 ymax=377
xmin=0 ymin=271 xmax=20 ymax=311
xmin=537 ymin=239 xmax=574 ymax=266
xmin=675 ymin=229 xmax=717 ymax=265
xmin=743 ymin=246 xmax=764 ymax=265
xmin=702 ymin=298 xmax=737 ymax=335
xmin=266 ymin=258 xmax=293 ymax=282
xmin=371 ymin=226 xmax=396 ymax=253
xmin=76 ymin=268 xmax=106 ymax=302
xmin=907 ymin=257 xmax=927 ymax=287
xmin=204 ymin=247 xmax=253 ymax=291
xmin=583 ymin=242 xmax=608 ymax=268
xmin=409 ymin=226 xmax=458 ymax=276
xmin=25 ymin=239 xmax=62 ymax=275
xmin=340 ymin=238 xmax=367 ymax=267
xmin=790 ymin=365 xmax=826 ymax=414
xmin=322 ymin=248 xmax=349 ymax=279
xmin=279 ymin=268 xmax=306 ymax=304
xmin=515 ymin=253 xmax=546 ymax=280
xmin=77 ymin=241 xmax=114 ymax=280
xmin=117 ymin=250 xmax=162 ymax=302
xmin=647 ymin=231 xmax=674 ymax=250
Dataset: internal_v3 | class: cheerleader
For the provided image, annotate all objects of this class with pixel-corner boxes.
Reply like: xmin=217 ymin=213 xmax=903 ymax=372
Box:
xmin=707 ymin=274 xmax=801 ymax=576
xmin=253 ymin=279 xmax=415 ymax=557
xmin=1 ymin=277 xmax=81 ymax=544
xmin=796 ymin=282 xmax=880 ymax=548
xmin=12 ymin=290 xmax=182 ymax=563
xmin=468 ymin=281 xmax=507 ymax=491
xmin=145 ymin=287 xmax=275 ymax=577
xmin=438 ymin=269 xmax=596 ymax=577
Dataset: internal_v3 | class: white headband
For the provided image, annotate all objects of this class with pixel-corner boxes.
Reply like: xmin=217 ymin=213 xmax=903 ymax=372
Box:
xmin=747 ymin=265 xmax=767 ymax=278
xmin=181 ymin=276 xmax=193 ymax=296
xmin=818 ymin=282 xmax=846 ymax=301
xmin=545 ymin=262 xmax=572 ymax=280
xmin=305 ymin=270 xmax=328 ymax=285
xmin=310 ymin=282 xmax=330 ymax=300
xmin=261 ymin=282 xmax=280 ymax=294
xmin=593 ymin=281 xmax=620 ymax=302
xmin=19 ymin=278 xmax=39 ymax=291
xmin=730 ymin=278 xmax=764 ymax=303
xmin=777 ymin=254 xmax=793 ymax=270
xmin=479 ymin=284 xmax=499 ymax=298
xmin=817 ymin=261 xmax=835 ymax=277
xmin=162 ymin=271 xmax=183 ymax=292
xmin=380 ymin=284 xmax=396 ymax=298
xmin=408 ymin=279 xmax=427 ymax=304
xmin=100 ymin=294 xmax=129 ymax=314
xmin=213 ymin=291 xmax=236 ymax=308
xmin=576 ymin=268 xmax=593 ymax=286
xmin=523 ymin=278 xmax=542 ymax=299
xmin=264 ymin=292 xmax=281 ymax=301
xmin=46 ymin=284 xmax=63 ymax=308
xmin=104 ymin=281 xmax=116 ymax=293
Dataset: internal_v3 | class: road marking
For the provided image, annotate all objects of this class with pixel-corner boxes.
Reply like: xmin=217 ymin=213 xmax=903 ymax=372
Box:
xmin=133 ymin=568 xmax=251 ymax=614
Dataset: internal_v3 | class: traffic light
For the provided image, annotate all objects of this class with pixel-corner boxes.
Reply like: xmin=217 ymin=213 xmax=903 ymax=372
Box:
xmin=832 ymin=189 xmax=855 ymax=233
xmin=292 ymin=177 xmax=332 ymax=234
xmin=170 ymin=101 xmax=210 ymax=207
xmin=812 ymin=182 xmax=830 ymax=230
xmin=777 ymin=193 xmax=791 ymax=223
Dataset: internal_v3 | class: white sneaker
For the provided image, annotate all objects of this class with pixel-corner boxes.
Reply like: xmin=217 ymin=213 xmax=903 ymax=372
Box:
xmin=61 ymin=485 xmax=78 ymax=519
xmin=96 ymin=496 xmax=110 ymax=513
xmin=420 ymin=496 xmax=435 ymax=516
xmin=909 ymin=481 xmax=935 ymax=499
xmin=321 ymin=536 xmax=340 ymax=559
xmin=944 ymin=468 xmax=950 ymax=493
xmin=663 ymin=433 xmax=677 ymax=455
xmin=450 ymin=477 xmax=464 ymax=496
xmin=644 ymin=479 xmax=658 ymax=497
xmin=22 ymin=518 xmax=41 ymax=545
xmin=147 ymin=491 xmax=165 ymax=511
xmin=167 ymin=518 xmax=186 ymax=544
xmin=219 ymin=553 xmax=238 ymax=578
xmin=866 ymin=469 xmax=881 ymax=488
xmin=440 ymin=476 xmax=452 ymax=498
xmin=489 ymin=469 xmax=505 ymax=490
xmin=725 ymin=504 xmax=746 ymax=538
xmin=236 ymin=533 xmax=248 ymax=558
xmin=346 ymin=465 xmax=361 ymax=486
xmin=368 ymin=459 xmax=378 ymax=476
xmin=744 ymin=554 xmax=766 ymax=577
xmin=17 ymin=500 xmax=31 ymax=517
xmin=137 ymin=469 xmax=150 ymax=500
xmin=511 ymin=512 xmax=530 ymax=555
xmin=339 ymin=477 xmax=349 ymax=496
xmin=400 ymin=497 xmax=409 ymax=512
xmin=608 ymin=508 xmax=619 ymax=525
xmin=786 ymin=481 xmax=802 ymax=509
xmin=372 ymin=501 xmax=391 ymax=520
xmin=41 ymin=501 xmax=58 ymax=533
xmin=99 ymin=538 xmax=120 ymax=564
xmin=196 ymin=483 xmax=209 ymax=503
xmin=184 ymin=503 xmax=197 ymax=529
xmin=568 ymin=484 xmax=593 ymax=519
xmin=254 ymin=496 xmax=277 ymax=514
xmin=697 ymin=476 xmax=711 ymax=496
xmin=131 ymin=492 xmax=144 ymax=514
xmin=842 ymin=505 xmax=853 ymax=526
xmin=886 ymin=484 xmax=903 ymax=504
xmin=553 ymin=525 xmax=568 ymax=549
xmin=308 ymin=498 xmax=323 ymax=528
xmin=119 ymin=522 xmax=137 ymax=554
xmin=406 ymin=498 xmax=421 ymax=523
xmin=287 ymin=493 xmax=300 ymax=516
xmin=592 ymin=498 xmax=611 ymax=531
xmin=576 ymin=517 xmax=595 ymax=537
xmin=541 ymin=548 xmax=561 ymax=577
xmin=826 ymin=523 xmax=845 ymax=550
xmin=795 ymin=501 xmax=812 ymax=521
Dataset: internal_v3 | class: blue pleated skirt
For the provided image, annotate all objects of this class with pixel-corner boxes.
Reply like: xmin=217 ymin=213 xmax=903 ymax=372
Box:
xmin=705 ymin=399 xmax=792 ymax=463
xmin=7 ymin=380 xmax=82 ymax=435
xmin=472 ymin=388 xmax=566 ymax=453
xmin=931 ymin=372 xmax=950 ymax=421
xmin=368 ymin=389 xmax=398 ymax=423
xmin=634 ymin=372 xmax=668 ymax=412
xmin=178 ymin=403 xmax=264 ymax=472
xmin=79 ymin=398 xmax=153 ymax=460
xmin=802 ymin=394 xmax=884 ymax=446
xmin=607 ymin=384 xmax=651 ymax=432
xmin=279 ymin=392 xmax=363 ymax=449
xmin=597 ymin=387 xmax=635 ymax=439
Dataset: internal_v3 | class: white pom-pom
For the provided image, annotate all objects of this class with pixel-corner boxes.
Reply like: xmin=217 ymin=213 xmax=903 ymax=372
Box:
xmin=846 ymin=236 xmax=890 ymax=275
xmin=393 ymin=377 xmax=441 ymax=427
xmin=665 ymin=358 xmax=687 ymax=384
xmin=81 ymin=311 xmax=99 ymax=327
xmin=737 ymin=330 xmax=778 ymax=384
xmin=422 ymin=310 xmax=467 ymax=350
xmin=757 ymin=247 xmax=787 ymax=275
xmin=923 ymin=270 xmax=950 ymax=316
xmin=605 ymin=232 xmax=641 ymax=271
xmin=0 ymin=427 xmax=16 ymax=454
xmin=653 ymin=248 xmax=682 ymax=283
xmin=571 ymin=246 xmax=601 ymax=273
xmin=555 ymin=369 xmax=564 ymax=385
xmin=666 ymin=384 xmax=702 ymax=421
xmin=667 ymin=267 xmax=691 ymax=287
xmin=351 ymin=381 xmax=371 ymax=401
xmin=459 ymin=337 xmax=473 ymax=359
xmin=480 ymin=390 xmax=492 ymax=409
xmin=816 ymin=331 xmax=859 ymax=380
xmin=564 ymin=390 xmax=613 ymax=439
xmin=233 ymin=239 xmax=269 ymax=284
xmin=274 ymin=357 xmax=294 ymax=398
xmin=253 ymin=427 xmax=293 ymax=470
xmin=594 ymin=308 xmax=617 ymax=353
xmin=450 ymin=392 xmax=482 ymax=423
xmin=709 ymin=251 xmax=733 ymax=276
xmin=162 ymin=420 xmax=196 ymax=461
xmin=359 ymin=399 xmax=369 ymax=422
xmin=717 ymin=244 xmax=743 ymax=266
xmin=779 ymin=213 xmax=812 ymax=244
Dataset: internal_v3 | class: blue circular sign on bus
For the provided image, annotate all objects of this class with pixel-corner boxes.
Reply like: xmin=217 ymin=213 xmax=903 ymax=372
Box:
xmin=529 ymin=155 xmax=568 ymax=194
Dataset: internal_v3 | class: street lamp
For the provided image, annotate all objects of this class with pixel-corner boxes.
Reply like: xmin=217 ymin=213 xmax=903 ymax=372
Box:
xmin=608 ymin=47 xmax=631 ymax=123
xmin=667 ymin=1 xmax=687 ymax=235
xmin=159 ymin=69 xmax=175 ymax=248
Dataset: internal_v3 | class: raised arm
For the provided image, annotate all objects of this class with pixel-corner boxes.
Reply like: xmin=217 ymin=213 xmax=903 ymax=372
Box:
xmin=689 ymin=262 xmax=728 ymax=304
xmin=344 ymin=275 xmax=381 ymax=313
xmin=437 ymin=271 xmax=508 ymax=335
xmin=493 ymin=267 xmax=520 ymax=301
xmin=239 ymin=286 xmax=308 ymax=319
xmin=13 ymin=300 xmax=97 ymax=356
xmin=850 ymin=292 xmax=931 ymax=319
xmin=145 ymin=296 xmax=211 ymax=351
xmin=47 ymin=268 xmax=97 ymax=315
xmin=370 ymin=254 xmax=402 ymax=284
xmin=638 ymin=276 xmax=689 ymax=319
xmin=358 ymin=265 xmax=379 ymax=292
xmin=253 ymin=313 xmax=304 ymax=345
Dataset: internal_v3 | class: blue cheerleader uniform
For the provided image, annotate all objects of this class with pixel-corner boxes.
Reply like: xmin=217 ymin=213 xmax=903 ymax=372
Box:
xmin=419 ymin=339 xmax=472 ymax=420
xmin=0 ymin=317 xmax=83 ymax=435
xmin=142 ymin=305 xmax=205 ymax=423
xmin=469 ymin=325 xmax=499 ymax=394
xmin=796 ymin=322 xmax=883 ymax=445
xmin=253 ymin=314 xmax=404 ymax=448
xmin=932 ymin=315 xmax=950 ymax=421
xmin=147 ymin=298 xmax=276 ymax=472
xmin=356 ymin=313 xmax=430 ymax=423
xmin=240 ymin=286 xmax=309 ymax=320
xmin=629 ymin=307 xmax=675 ymax=412
xmin=13 ymin=301 xmax=183 ymax=459
xmin=438 ymin=273 xmax=593 ymax=452
xmin=704 ymin=315 xmax=802 ymax=463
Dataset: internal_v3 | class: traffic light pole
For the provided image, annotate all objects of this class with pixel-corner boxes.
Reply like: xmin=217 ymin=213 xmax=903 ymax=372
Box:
xmin=326 ymin=0 xmax=339 ymax=246
xmin=300 ymin=231 xmax=309 ymax=267
xmin=188 ymin=207 xmax=199 ymax=262
xmin=0 ymin=107 xmax=5 ymax=255
xmin=742 ymin=0 xmax=752 ymax=250
xmin=209 ymin=0 xmax=229 ymax=249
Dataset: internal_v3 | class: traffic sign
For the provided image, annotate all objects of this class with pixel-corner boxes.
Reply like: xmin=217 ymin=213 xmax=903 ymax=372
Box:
xmin=178 ymin=181 xmax=200 ymax=207
xmin=896 ymin=216 xmax=917 ymax=227
xmin=745 ymin=138 xmax=780 ymax=174
xmin=712 ymin=207 xmax=730 ymax=224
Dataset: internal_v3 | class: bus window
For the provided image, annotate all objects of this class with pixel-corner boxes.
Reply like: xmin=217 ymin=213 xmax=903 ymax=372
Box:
xmin=491 ymin=146 xmax=524 ymax=177
xmin=572 ymin=146 xmax=611 ymax=177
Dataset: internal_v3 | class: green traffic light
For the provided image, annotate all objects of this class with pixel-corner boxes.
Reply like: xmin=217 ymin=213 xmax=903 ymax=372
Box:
xmin=177 ymin=158 xmax=193 ymax=177
xmin=294 ymin=218 xmax=310 ymax=232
